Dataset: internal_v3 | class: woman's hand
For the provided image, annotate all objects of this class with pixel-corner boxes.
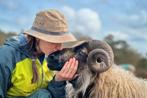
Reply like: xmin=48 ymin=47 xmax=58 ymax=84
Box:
xmin=55 ymin=57 xmax=78 ymax=81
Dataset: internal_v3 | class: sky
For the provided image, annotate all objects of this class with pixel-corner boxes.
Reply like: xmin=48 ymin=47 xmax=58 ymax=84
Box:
xmin=0 ymin=0 xmax=147 ymax=56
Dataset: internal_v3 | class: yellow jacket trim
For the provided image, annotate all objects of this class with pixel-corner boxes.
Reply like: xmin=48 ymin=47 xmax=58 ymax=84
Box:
xmin=7 ymin=58 xmax=55 ymax=96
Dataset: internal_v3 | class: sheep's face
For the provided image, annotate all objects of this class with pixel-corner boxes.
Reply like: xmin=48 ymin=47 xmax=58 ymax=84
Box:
xmin=47 ymin=40 xmax=114 ymax=74
xmin=47 ymin=42 xmax=89 ymax=73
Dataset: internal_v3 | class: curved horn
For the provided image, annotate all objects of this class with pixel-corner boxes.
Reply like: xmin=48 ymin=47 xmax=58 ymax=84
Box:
xmin=87 ymin=49 xmax=112 ymax=73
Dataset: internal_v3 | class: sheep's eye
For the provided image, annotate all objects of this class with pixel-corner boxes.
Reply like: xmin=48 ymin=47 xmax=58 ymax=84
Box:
xmin=79 ymin=51 xmax=84 ymax=55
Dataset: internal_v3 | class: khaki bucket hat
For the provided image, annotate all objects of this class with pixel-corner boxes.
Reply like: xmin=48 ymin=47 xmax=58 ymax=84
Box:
xmin=24 ymin=9 xmax=77 ymax=43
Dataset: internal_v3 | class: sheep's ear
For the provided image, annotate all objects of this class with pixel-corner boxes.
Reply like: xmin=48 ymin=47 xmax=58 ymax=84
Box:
xmin=87 ymin=49 xmax=112 ymax=73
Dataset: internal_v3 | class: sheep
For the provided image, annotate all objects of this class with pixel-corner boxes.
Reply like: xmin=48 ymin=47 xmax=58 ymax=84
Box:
xmin=47 ymin=40 xmax=147 ymax=98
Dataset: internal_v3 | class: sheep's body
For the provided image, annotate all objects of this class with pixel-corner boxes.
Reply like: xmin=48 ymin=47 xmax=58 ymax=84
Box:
xmin=66 ymin=65 xmax=147 ymax=98
xmin=94 ymin=65 xmax=147 ymax=98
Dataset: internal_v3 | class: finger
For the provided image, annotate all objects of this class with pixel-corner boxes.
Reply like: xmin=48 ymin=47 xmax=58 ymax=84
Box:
xmin=68 ymin=58 xmax=74 ymax=68
xmin=64 ymin=58 xmax=74 ymax=72
xmin=69 ymin=60 xmax=78 ymax=77
xmin=59 ymin=58 xmax=75 ymax=79
xmin=65 ymin=58 xmax=75 ymax=73
xmin=69 ymin=58 xmax=77 ymax=72
xmin=68 ymin=58 xmax=75 ymax=70
xmin=65 ymin=59 xmax=78 ymax=79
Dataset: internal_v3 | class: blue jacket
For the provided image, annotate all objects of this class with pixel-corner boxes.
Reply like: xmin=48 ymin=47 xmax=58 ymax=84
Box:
xmin=0 ymin=34 xmax=66 ymax=98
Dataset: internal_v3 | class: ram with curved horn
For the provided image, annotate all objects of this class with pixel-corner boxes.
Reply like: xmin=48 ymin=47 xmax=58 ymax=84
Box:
xmin=47 ymin=40 xmax=147 ymax=98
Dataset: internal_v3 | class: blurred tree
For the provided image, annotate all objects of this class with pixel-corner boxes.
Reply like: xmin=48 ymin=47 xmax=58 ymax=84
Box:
xmin=136 ymin=67 xmax=147 ymax=78
xmin=0 ymin=30 xmax=6 ymax=45
xmin=136 ymin=58 xmax=147 ymax=78
xmin=104 ymin=34 xmax=141 ymax=66
xmin=0 ymin=29 xmax=17 ymax=45
xmin=137 ymin=57 xmax=147 ymax=69
xmin=104 ymin=34 xmax=147 ymax=78
xmin=137 ymin=57 xmax=147 ymax=78
xmin=104 ymin=34 xmax=114 ymax=44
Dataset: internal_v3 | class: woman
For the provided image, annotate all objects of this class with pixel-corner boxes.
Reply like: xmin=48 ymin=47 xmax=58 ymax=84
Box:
xmin=0 ymin=9 xmax=78 ymax=98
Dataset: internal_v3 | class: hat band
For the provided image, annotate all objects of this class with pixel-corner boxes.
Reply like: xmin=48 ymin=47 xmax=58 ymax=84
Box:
xmin=31 ymin=27 xmax=68 ymax=35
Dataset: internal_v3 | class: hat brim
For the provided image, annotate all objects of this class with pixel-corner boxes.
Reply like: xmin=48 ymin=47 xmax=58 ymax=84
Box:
xmin=61 ymin=40 xmax=88 ymax=48
xmin=24 ymin=29 xmax=77 ymax=43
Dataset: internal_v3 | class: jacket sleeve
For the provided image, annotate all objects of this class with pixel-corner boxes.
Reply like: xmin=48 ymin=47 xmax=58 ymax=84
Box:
xmin=0 ymin=64 xmax=7 ymax=98
xmin=47 ymin=77 xmax=66 ymax=98
xmin=0 ymin=46 xmax=16 ymax=98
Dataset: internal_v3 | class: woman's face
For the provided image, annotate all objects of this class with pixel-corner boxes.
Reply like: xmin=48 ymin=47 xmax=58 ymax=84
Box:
xmin=38 ymin=39 xmax=62 ymax=55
